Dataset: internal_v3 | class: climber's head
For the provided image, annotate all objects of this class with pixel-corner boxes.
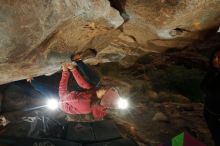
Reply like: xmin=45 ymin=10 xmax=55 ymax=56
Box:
xmin=96 ymin=87 xmax=119 ymax=108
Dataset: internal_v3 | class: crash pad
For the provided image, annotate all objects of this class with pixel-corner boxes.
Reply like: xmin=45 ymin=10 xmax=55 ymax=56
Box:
xmin=159 ymin=132 xmax=206 ymax=146
xmin=0 ymin=136 xmax=81 ymax=146
xmin=66 ymin=122 xmax=95 ymax=142
xmin=66 ymin=120 xmax=121 ymax=143
xmin=86 ymin=138 xmax=138 ymax=146
xmin=91 ymin=120 xmax=121 ymax=141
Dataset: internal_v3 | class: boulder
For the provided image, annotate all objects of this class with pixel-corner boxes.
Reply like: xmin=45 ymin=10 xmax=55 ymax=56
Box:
xmin=0 ymin=0 xmax=123 ymax=84
xmin=0 ymin=0 xmax=220 ymax=84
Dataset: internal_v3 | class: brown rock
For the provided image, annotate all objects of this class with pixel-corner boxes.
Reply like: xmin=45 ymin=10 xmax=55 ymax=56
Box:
xmin=0 ymin=0 xmax=123 ymax=84
xmin=147 ymin=91 xmax=159 ymax=101
xmin=174 ymin=94 xmax=190 ymax=103
xmin=118 ymin=33 xmax=135 ymax=43
xmin=152 ymin=112 xmax=168 ymax=122
xmin=0 ymin=0 xmax=220 ymax=85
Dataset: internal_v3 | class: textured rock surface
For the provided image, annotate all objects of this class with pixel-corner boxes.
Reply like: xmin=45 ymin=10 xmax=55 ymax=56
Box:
xmin=123 ymin=0 xmax=220 ymax=42
xmin=0 ymin=0 xmax=123 ymax=84
xmin=0 ymin=0 xmax=220 ymax=84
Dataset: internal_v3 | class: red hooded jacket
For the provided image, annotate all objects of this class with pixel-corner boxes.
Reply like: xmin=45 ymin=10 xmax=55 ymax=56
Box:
xmin=59 ymin=68 xmax=106 ymax=120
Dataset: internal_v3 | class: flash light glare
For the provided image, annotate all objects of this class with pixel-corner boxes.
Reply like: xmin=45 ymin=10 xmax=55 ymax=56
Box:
xmin=46 ymin=98 xmax=59 ymax=110
xmin=117 ymin=98 xmax=129 ymax=110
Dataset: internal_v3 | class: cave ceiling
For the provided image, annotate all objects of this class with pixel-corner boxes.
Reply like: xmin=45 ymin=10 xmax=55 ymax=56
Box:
xmin=0 ymin=0 xmax=220 ymax=84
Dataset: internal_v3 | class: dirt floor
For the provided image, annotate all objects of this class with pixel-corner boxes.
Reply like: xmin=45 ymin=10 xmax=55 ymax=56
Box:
xmin=112 ymin=102 xmax=213 ymax=146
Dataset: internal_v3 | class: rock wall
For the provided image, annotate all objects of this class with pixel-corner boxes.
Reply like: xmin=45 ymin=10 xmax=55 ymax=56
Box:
xmin=0 ymin=0 xmax=220 ymax=84
xmin=0 ymin=0 xmax=123 ymax=84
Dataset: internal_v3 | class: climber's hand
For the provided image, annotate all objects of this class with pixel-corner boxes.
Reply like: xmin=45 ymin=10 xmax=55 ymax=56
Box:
xmin=26 ymin=76 xmax=33 ymax=83
xmin=62 ymin=63 xmax=68 ymax=71
xmin=67 ymin=63 xmax=75 ymax=70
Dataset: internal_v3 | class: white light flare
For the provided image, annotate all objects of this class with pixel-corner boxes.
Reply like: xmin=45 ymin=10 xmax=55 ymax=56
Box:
xmin=117 ymin=98 xmax=129 ymax=110
xmin=46 ymin=98 xmax=59 ymax=110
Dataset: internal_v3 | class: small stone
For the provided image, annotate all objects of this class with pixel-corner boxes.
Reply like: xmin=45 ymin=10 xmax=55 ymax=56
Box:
xmin=152 ymin=112 xmax=168 ymax=122
xmin=175 ymin=94 xmax=190 ymax=103
xmin=0 ymin=116 xmax=10 ymax=127
xmin=147 ymin=91 xmax=158 ymax=101
xmin=130 ymin=126 xmax=136 ymax=136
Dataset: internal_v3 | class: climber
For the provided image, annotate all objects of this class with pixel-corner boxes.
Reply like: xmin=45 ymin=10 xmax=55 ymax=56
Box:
xmin=27 ymin=48 xmax=121 ymax=121
xmin=201 ymin=48 xmax=220 ymax=146
xmin=59 ymin=52 xmax=120 ymax=121
xmin=26 ymin=48 xmax=100 ymax=98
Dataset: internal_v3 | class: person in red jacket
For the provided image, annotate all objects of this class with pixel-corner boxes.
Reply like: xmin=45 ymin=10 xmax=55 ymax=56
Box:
xmin=59 ymin=56 xmax=119 ymax=121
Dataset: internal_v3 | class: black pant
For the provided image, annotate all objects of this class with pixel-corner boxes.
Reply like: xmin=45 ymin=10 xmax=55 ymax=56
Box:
xmin=76 ymin=60 xmax=100 ymax=87
xmin=204 ymin=109 xmax=220 ymax=146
